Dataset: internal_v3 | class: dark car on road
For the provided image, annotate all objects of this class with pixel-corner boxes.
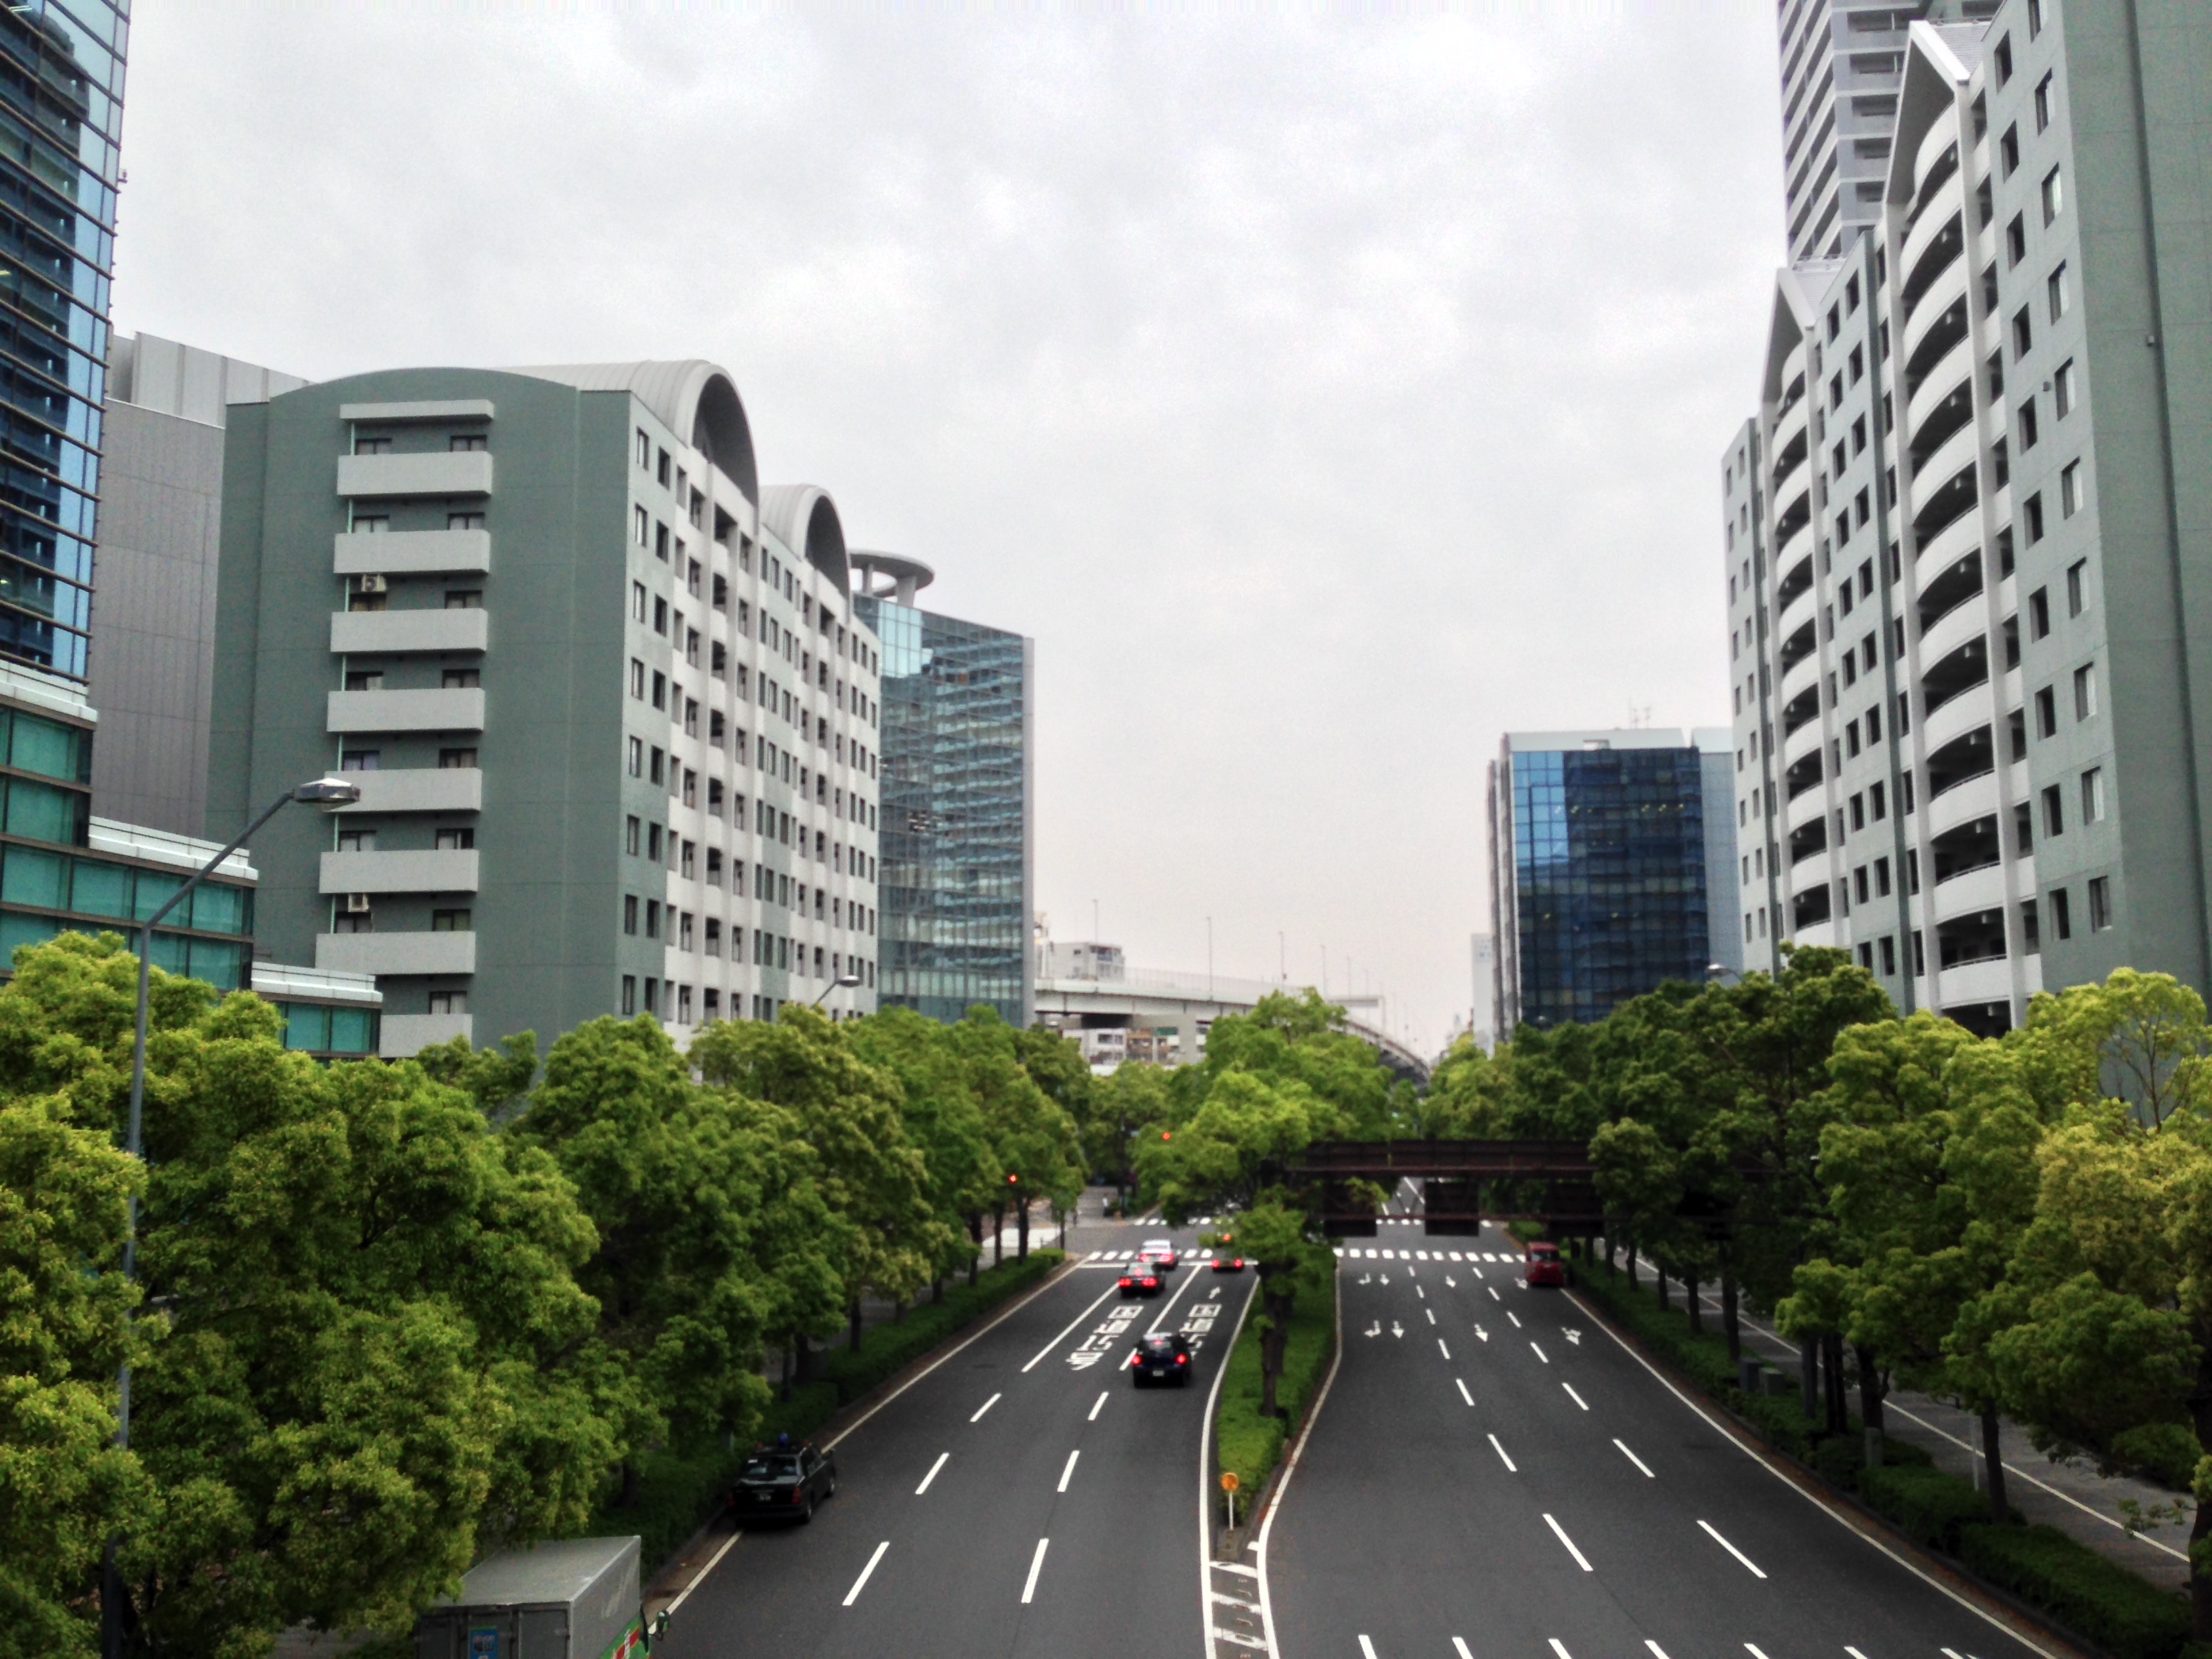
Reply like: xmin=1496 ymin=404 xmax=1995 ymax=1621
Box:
xmin=1524 ymin=1242 xmax=1565 ymax=1287
xmin=1210 ymin=1251 xmax=1246 ymax=1272
xmin=1130 ymin=1330 xmax=1193 ymax=1386
xmin=1118 ymin=1266 xmax=1164 ymax=1297
xmin=732 ymin=1441 xmax=838 ymax=1523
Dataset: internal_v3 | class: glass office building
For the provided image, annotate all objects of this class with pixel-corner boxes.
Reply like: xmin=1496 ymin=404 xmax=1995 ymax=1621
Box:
xmin=1487 ymin=729 xmax=1738 ymax=1036
xmin=853 ymin=586 xmax=1033 ymax=1027
xmin=0 ymin=0 xmax=128 ymax=681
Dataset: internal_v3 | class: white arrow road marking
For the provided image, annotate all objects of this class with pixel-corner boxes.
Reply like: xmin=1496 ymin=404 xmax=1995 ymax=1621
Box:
xmin=1488 ymin=1432 xmax=1517 ymax=1471
xmin=1543 ymin=1513 xmax=1593 ymax=1572
xmin=1392 ymin=1321 xmax=1404 ymax=1338
xmin=1365 ymin=1321 xmax=1382 ymax=1338
xmin=1380 ymin=1273 xmax=1392 ymax=1284
xmin=1699 ymin=1519 xmax=1767 ymax=1578
xmin=1562 ymin=1382 xmax=1588 ymax=1410
xmin=1531 ymin=1342 xmax=1550 ymax=1364
xmin=1473 ymin=1326 xmax=1489 ymax=1342
xmin=1563 ymin=1329 xmax=1582 ymax=1345
xmin=1456 ymin=1378 xmax=1474 ymax=1406
xmin=1359 ymin=1273 xmax=1373 ymax=1285
xmin=970 ymin=1393 xmax=1001 ymax=1422
xmin=1446 ymin=1275 xmax=1458 ymax=1288
xmin=915 ymin=1452 xmax=949 ymax=1494
xmin=1846 ymin=1649 xmax=1873 ymax=1659
xmin=842 ymin=1541 xmax=889 ymax=1606
xmin=1020 ymin=1537 xmax=1050 ymax=1603
xmin=1438 ymin=1338 xmax=1452 ymax=1360
xmin=1614 ymin=1438 xmax=1654 ymax=1477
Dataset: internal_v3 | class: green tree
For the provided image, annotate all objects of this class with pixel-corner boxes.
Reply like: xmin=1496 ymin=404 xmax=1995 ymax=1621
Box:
xmin=947 ymin=1008 xmax=1081 ymax=1263
xmin=846 ymin=1008 xmax=998 ymax=1295
xmin=1219 ymin=1201 xmax=1334 ymax=1418
xmin=1082 ymin=1062 xmax=1172 ymax=1211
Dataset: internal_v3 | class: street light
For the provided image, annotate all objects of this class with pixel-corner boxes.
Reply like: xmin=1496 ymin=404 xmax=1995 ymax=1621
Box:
xmin=810 ymin=971 xmax=863 ymax=1008
xmin=1706 ymin=962 xmax=1745 ymax=987
xmin=105 ymin=775 xmax=359 ymax=1658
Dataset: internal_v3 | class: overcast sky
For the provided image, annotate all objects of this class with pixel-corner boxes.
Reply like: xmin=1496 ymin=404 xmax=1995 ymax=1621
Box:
xmin=117 ymin=3 xmax=1786 ymax=1057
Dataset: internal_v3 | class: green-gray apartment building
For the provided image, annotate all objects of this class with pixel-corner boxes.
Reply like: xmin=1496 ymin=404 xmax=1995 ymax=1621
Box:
xmin=211 ymin=361 xmax=883 ymax=1057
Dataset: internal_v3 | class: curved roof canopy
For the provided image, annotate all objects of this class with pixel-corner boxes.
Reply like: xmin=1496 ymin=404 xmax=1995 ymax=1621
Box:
xmin=512 ymin=361 xmax=758 ymax=503
xmin=760 ymin=485 xmax=849 ymax=591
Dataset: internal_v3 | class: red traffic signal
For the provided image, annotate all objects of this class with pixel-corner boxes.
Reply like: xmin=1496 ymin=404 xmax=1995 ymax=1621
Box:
xmin=1006 ymin=1172 xmax=1020 ymax=1183
xmin=1160 ymin=1130 xmax=1172 ymax=1141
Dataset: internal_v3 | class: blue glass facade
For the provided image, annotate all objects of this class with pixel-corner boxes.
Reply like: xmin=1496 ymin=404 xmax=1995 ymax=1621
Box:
xmin=0 ymin=0 xmax=126 ymax=681
xmin=854 ymin=593 xmax=1032 ymax=1026
xmin=1508 ymin=745 xmax=1712 ymax=1028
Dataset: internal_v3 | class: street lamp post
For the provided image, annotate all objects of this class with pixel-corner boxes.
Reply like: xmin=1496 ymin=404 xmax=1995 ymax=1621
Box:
xmin=104 ymin=776 xmax=359 ymax=1659
xmin=809 ymin=970 xmax=863 ymax=1008
xmin=1705 ymin=962 xmax=1745 ymax=987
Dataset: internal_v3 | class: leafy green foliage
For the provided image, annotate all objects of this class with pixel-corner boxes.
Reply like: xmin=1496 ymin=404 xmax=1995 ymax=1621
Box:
xmin=1214 ymin=1275 xmax=1334 ymax=1513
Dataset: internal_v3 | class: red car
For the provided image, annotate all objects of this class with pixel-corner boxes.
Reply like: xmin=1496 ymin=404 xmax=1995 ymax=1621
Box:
xmin=1119 ymin=1267 xmax=1164 ymax=1298
xmin=1524 ymin=1242 xmax=1565 ymax=1287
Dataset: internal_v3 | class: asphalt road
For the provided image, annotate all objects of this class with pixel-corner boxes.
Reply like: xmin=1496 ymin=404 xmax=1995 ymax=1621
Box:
xmin=659 ymin=1208 xmax=1254 ymax=1659
xmin=1263 ymin=1211 xmax=2060 ymax=1659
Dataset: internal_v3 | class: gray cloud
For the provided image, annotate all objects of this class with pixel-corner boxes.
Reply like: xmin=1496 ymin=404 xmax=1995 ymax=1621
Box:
xmin=117 ymin=3 xmax=1784 ymax=1053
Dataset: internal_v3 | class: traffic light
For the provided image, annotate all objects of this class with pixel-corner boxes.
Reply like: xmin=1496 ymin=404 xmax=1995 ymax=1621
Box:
xmin=1160 ymin=1130 xmax=1172 ymax=1141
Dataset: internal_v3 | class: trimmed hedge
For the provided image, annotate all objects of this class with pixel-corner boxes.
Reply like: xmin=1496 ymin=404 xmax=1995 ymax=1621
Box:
xmin=1575 ymin=1257 xmax=2205 ymax=1659
xmin=1961 ymin=1523 xmax=2194 ymax=1659
xmin=1215 ymin=1274 xmax=1338 ymax=1515
xmin=598 ymin=1249 xmax=1066 ymax=1571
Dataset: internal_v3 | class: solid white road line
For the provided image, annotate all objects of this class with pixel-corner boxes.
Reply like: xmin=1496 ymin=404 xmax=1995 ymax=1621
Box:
xmin=1745 ymin=1645 xmax=1774 ymax=1659
xmin=1438 ymin=1338 xmax=1452 ymax=1360
xmin=1456 ymin=1378 xmax=1474 ymax=1407
xmin=1614 ymin=1438 xmax=1654 ymax=1477
xmin=1562 ymin=1382 xmax=1589 ymax=1410
xmin=1020 ymin=1279 xmax=1126 ymax=1373
xmin=1201 ymin=1280 xmax=1263 ymax=1659
xmin=659 ymin=1530 xmax=740 ymax=1618
xmin=1454 ymin=1640 xmax=1474 ymax=1659
xmin=842 ymin=1541 xmax=890 ymax=1606
xmin=1057 ymin=1449 xmax=1080 ymax=1492
xmin=1089 ymin=1390 xmax=1108 ymax=1422
xmin=916 ymin=1452 xmax=949 ymax=1494
xmin=1530 ymin=1342 xmax=1549 ymax=1364
xmin=1846 ymin=1648 xmax=1872 ymax=1659
xmin=1543 ymin=1513 xmax=1593 ymax=1571
xmin=1699 ymin=1519 xmax=1767 ymax=1578
xmin=1549 ymin=1639 xmax=1574 ymax=1659
xmin=970 ymin=1392 xmax=1002 ymax=1422
xmin=1358 ymin=1638 xmax=1379 ymax=1659
xmin=1252 ymin=1271 xmax=1341 ymax=1659
xmin=1488 ymin=1432 xmax=1517 ymax=1472
xmin=1020 ymin=1536 xmax=1050 ymax=1603
xmin=1645 ymin=1643 xmax=1673 ymax=1659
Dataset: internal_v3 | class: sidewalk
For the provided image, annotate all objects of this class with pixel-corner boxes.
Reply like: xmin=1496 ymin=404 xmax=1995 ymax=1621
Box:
xmin=1603 ymin=1252 xmax=2194 ymax=1593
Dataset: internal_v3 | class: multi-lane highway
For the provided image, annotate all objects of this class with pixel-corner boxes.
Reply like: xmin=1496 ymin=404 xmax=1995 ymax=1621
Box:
xmin=657 ymin=1202 xmax=2070 ymax=1659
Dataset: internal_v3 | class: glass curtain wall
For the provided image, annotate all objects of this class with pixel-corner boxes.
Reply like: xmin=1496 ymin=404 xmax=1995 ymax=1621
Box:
xmin=0 ymin=0 xmax=127 ymax=680
xmin=1512 ymin=747 xmax=1711 ymax=1027
xmin=855 ymin=594 xmax=1029 ymax=1025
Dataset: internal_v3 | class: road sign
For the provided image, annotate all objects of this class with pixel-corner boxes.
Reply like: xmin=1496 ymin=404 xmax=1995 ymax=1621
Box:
xmin=1220 ymin=1471 xmax=1240 ymax=1492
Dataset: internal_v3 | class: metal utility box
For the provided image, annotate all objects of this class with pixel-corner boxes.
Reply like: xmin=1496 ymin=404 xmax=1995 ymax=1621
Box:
xmin=415 ymin=1536 xmax=642 ymax=1659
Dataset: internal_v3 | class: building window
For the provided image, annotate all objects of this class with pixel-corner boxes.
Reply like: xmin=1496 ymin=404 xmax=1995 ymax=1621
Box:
xmin=678 ymin=912 xmax=695 ymax=951
xmin=344 ymin=670 xmax=384 ymax=692
xmin=705 ymin=918 xmax=722 ymax=957
xmin=645 ymin=900 xmax=661 ymax=939
xmin=2042 ymin=166 xmax=2064 ymax=226
xmin=448 ymin=511 xmax=485 ymax=530
xmin=1879 ymin=935 xmax=1897 ymax=976
xmin=2054 ymin=359 xmax=2076 ymax=418
xmin=633 ymin=581 xmax=648 ymax=623
xmin=2019 ymin=396 xmax=2039 ymax=451
xmin=431 ymin=908 xmax=472 ymax=932
xmin=341 ymin=749 xmax=382 ymax=771
xmin=2028 ymin=0 xmax=2043 ymax=37
xmin=648 ymin=823 xmax=663 ymax=863
xmin=626 ymin=815 xmax=641 ymax=855
xmin=2012 ymin=306 xmax=2032 ymax=359
xmin=2047 ymin=263 xmax=2069 ymax=322
xmin=2000 ymin=124 xmax=2020 ymax=178
xmin=1994 ymin=33 xmax=2012 ymax=85
xmin=2066 ymin=560 xmax=2087 ymax=617
xmin=2074 ymin=662 xmax=2097 ymax=720
xmin=621 ymin=975 xmax=638 ymax=1017
xmin=635 ymin=430 xmax=650 ymax=469
xmin=428 ymin=990 xmax=468 ymax=1014
xmin=655 ymin=523 xmax=671 ymax=562
xmin=2081 ymin=767 xmax=2106 ymax=823
xmin=444 ymin=590 xmax=483 ymax=611
xmin=2051 ymin=886 xmax=2072 ymax=939
xmin=2042 ymin=783 xmax=2064 ymax=838
xmin=442 ymin=668 xmax=480 ymax=689
xmin=626 ymin=737 xmax=644 ymax=777
xmin=2005 ymin=213 xmax=2026 ymax=268
xmin=435 ymin=827 xmax=474 ymax=850
xmin=634 ymin=506 xmax=649 ymax=546
xmin=2024 ymin=492 xmax=2046 ymax=543
xmin=2060 ymin=462 xmax=2083 ymax=518
xmin=439 ymin=746 xmax=477 ymax=769
xmin=630 ymin=659 xmax=646 ymax=699
xmin=651 ymin=672 xmax=668 ymax=712
xmin=2035 ymin=686 xmax=2057 ymax=737
xmin=2034 ymin=73 xmax=2053 ymax=132
xmin=2028 ymin=588 xmax=2050 ymax=638
xmin=2087 ymin=876 xmax=2113 ymax=932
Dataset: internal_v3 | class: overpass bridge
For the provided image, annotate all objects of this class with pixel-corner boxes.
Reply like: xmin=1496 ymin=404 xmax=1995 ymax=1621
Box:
xmin=1293 ymin=1138 xmax=1601 ymax=1235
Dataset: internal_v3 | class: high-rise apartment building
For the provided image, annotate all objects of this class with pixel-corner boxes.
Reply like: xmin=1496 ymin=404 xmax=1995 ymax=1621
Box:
xmin=211 ymin=362 xmax=883 ymax=1057
xmin=0 ymin=2 xmax=129 ymax=682
xmin=1723 ymin=1 xmax=2212 ymax=1031
xmin=1487 ymin=729 xmax=1740 ymax=1038
xmin=851 ymin=552 xmax=1033 ymax=1027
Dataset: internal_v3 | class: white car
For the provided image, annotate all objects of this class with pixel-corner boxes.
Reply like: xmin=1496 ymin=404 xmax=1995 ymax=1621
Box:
xmin=1138 ymin=1238 xmax=1179 ymax=1270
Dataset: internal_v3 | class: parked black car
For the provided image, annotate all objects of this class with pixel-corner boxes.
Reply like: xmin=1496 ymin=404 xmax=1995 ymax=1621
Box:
xmin=732 ymin=1440 xmax=838 ymax=1523
xmin=1130 ymin=1330 xmax=1194 ymax=1387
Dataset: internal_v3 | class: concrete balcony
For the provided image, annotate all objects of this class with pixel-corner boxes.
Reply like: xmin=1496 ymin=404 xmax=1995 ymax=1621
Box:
xmin=1919 ymin=596 xmax=1988 ymax=671
xmin=316 ymin=931 xmax=477 ymax=977
xmin=1900 ymin=175 xmax=1964 ymax=301
xmin=1931 ymin=857 xmax=2008 ymax=921
xmin=337 ymin=451 xmax=493 ymax=499
xmin=1918 ymin=676 xmax=1994 ymax=755
xmin=1936 ymin=954 xmax=2017 ymax=1008
xmin=340 ymin=398 xmax=495 ymax=425
xmin=1786 ymin=782 xmax=1830 ymax=836
xmin=327 ymin=687 xmax=484 ymax=733
xmin=331 ymin=609 xmax=488 ymax=655
xmin=1912 ymin=504 xmax=1984 ymax=578
xmin=319 ymin=849 xmax=479 ymax=895
xmin=381 ymin=1012 xmax=474 ymax=1058
xmin=1906 ymin=333 xmax=1975 ymax=436
xmin=334 ymin=528 xmax=491 ymax=576
xmin=1783 ymin=713 xmax=1826 ymax=768
xmin=331 ymin=767 xmax=482 ymax=815
xmin=1908 ymin=423 xmax=1983 ymax=522
xmin=1902 ymin=257 xmax=1969 ymax=368
xmin=1927 ymin=766 xmax=1999 ymax=839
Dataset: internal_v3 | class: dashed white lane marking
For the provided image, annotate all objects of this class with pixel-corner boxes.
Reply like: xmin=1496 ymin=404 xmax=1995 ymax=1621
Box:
xmin=1089 ymin=1391 xmax=1108 ymax=1422
xmin=1699 ymin=1519 xmax=1767 ymax=1578
xmin=1531 ymin=1341 xmax=1549 ymax=1364
xmin=1020 ymin=1279 xmax=1124 ymax=1373
xmin=1846 ymin=1649 xmax=1872 ymax=1659
xmin=1488 ymin=1432 xmax=1517 ymax=1472
xmin=1437 ymin=1338 xmax=1452 ymax=1360
xmin=1549 ymin=1639 xmax=1574 ymax=1659
xmin=1416 ymin=1286 xmax=1426 ymax=1300
xmin=1614 ymin=1438 xmax=1654 ymax=1477
xmin=1488 ymin=1286 xmax=1500 ymax=1301
xmin=1454 ymin=1641 xmax=1474 ymax=1659
xmin=1646 ymin=1643 xmax=1673 ymax=1659
xmin=1543 ymin=1513 xmax=1593 ymax=1571
xmin=1746 ymin=1647 xmax=1774 ymax=1659
xmin=1507 ymin=1311 xmax=1521 ymax=1328
xmin=1456 ymin=1378 xmax=1474 ymax=1407
xmin=1426 ymin=1309 xmax=1437 ymax=1325
xmin=916 ymin=1452 xmax=949 ymax=1494
xmin=842 ymin=1541 xmax=889 ymax=1606
xmin=1562 ymin=1382 xmax=1589 ymax=1410
xmin=1057 ymin=1449 xmax=1080 ymax=1492
xmin=1358 ymin=1637 xmax=1380 ymax=1659
xmin=970 ymin=1392 xmax=1002 ymax=1422
xmin=1020 ymin=1536 xmax=1050 ymax=1603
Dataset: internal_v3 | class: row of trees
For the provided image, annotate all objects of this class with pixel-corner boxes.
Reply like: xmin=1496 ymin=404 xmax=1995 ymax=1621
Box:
xmin=5 ymin=935 xmax=1084 ymax=1658
xmin=1427 ymin=948 xmax=2212 ymax=1639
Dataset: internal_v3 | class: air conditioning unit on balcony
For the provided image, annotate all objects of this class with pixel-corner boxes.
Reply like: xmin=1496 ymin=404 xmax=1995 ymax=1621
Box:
xmin=356 ymin=574 xmax=387 ymax=594
xmin=341 ymin=893 xmax=372 ymax=914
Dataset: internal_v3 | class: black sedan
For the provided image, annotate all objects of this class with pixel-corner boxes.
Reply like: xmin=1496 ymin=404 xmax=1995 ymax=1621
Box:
xmin=1130 ymin=1330 xmax=1193 ymax=1386
xmin=1118 ymin=1267 xmax=1164 ymax=1298
xmin=731 ymin=1441 xmax=838 ymax=1523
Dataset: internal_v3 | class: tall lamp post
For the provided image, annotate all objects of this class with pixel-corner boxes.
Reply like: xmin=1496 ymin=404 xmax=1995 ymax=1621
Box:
xmin=104 ymin=775 xmax=361 ymax=1658
xmin=1705 ymin=962 xmax=1745 ymax=987
xmin=809 ymin=970 xmax=863 ymax=1009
